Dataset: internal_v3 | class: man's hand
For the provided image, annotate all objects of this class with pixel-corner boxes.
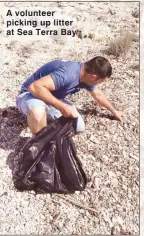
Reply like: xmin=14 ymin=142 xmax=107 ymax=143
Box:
xmin=60 ymin=104 xmax=78 ymax=118
xmin=89 ymin=88 xmax=126 ymax=122
xmin=112 ymin=110 xmax=126 ymax=122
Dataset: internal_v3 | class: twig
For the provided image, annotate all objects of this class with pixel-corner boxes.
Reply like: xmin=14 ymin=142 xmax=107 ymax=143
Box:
xmin=54 ymin=194 xmax=98 ymax=214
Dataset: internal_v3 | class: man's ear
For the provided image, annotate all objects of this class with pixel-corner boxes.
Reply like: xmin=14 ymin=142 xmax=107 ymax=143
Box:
xmin=91 ymin=74 xmax=97 ymax=81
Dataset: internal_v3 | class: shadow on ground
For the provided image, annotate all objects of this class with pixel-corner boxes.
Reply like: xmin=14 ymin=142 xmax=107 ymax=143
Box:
xmin=0 ymin=106 xmax=27 ymax=150
xmin=78 ymin=108 xmax=116 ymax=121
xmin=0 ymin=106 xmax=28 ymax=170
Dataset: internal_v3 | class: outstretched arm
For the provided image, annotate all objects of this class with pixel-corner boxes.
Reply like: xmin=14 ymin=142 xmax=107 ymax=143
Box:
xmin=89 ymin=88 xmax=125 ymax=121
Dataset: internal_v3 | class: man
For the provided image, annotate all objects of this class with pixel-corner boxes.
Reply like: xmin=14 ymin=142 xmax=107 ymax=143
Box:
xmin=16 ymin=56 xmax=124 ymax=135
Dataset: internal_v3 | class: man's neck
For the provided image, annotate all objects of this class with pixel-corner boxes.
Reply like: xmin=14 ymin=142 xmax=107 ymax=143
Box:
xmin=80 ymin=64 xmax=85 ymax=83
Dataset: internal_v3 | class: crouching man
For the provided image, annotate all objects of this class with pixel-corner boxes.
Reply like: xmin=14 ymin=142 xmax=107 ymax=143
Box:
xmin=16 ymin=56 xmax=124 ymax=134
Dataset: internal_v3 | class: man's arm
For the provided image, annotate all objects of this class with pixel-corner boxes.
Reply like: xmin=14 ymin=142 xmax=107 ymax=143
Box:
xmin=28 ymin=75 xmax=77 ymax=118
xmin=89 ymin=88 xmax=125 ymax=121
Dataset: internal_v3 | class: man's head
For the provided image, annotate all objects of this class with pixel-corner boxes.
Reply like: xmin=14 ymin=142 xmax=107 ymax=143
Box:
xmin=81 ymin=56 xmax=112 ymax=86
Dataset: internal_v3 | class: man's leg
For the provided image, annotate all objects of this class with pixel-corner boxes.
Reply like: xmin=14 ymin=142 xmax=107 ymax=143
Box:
xmin=72 ymin=105 xmax=85 ymax=133
xmin=16 ymin=92 xmax=85 ymax=134
xmin=27 ymin=106 xmax=47 ymax=134
xmin=16 ymin=92 xmax=47 ymax=134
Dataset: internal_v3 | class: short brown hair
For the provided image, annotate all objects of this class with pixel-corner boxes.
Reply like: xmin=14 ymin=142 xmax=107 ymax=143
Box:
xmin=84 ymin=56 xmax=112 ymax=78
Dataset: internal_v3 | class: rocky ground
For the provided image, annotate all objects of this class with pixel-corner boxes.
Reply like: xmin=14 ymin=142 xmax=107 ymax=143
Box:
xmin=0 ymin=1 xmax=139 ymax=235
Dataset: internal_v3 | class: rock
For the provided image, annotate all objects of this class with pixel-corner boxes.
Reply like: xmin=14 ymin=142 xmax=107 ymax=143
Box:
xmin=111 ymin=178 xmax=118 ymax=187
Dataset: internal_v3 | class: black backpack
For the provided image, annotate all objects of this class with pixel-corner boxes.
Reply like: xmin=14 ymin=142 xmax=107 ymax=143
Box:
xmin=13 ymin=116 xmax=87 ymax=194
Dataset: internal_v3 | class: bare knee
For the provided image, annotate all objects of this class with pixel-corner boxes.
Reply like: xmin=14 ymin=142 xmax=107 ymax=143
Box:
xmin=28 ymin=106 xmax=46 ymax=124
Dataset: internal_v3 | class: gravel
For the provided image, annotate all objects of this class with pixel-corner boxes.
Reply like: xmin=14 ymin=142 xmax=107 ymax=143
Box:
xmin=0 ymin=1 xmax=139 ymax=235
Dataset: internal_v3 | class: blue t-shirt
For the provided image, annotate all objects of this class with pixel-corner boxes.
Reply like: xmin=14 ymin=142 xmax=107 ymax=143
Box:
xmin=20 ymin=60 xmax=96 ymax=99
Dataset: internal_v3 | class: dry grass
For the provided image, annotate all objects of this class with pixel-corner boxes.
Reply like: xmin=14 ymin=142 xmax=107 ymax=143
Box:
xmin=105 ymin=32 xmax=137 ymax=57
xmin=131 ymin=9 xmax=139 ymax=18
xmin=131 ymin=63 xmax=139 ymax=71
